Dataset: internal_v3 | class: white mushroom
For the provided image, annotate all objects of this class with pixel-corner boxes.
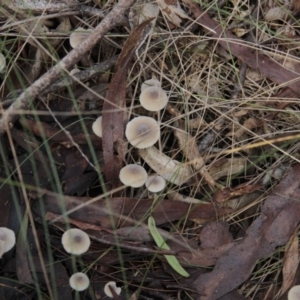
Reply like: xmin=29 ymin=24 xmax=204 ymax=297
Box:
xmin=125 ymin=116 xmax=160 ymax=149
xmin=69 ymin=272 xmax=90 ymax=291
xmin=104 ymin=281 xmax=121 ymax=298
xmin=0 ymin=53 xmax=6 ymax=73
xmin=141 ymin=78 xmax=160 ymax=92
xmin=288 ymin=285 xmax=300 ymax=300
xmin=92 ymin=116 xmax=103 ymax=138
xmin=145 ymin=174 xmax=166 ymax=193
xmin=119 ymin=164 xmax=148 ymax=188
xmin=139 ymin=86 xmax=168 ymax=111
xmin=0 ymin=227 xmax=15 ymax=256
xmin=61 ymin=228 xmax=90 ymax=255
xmin=69 ymin=27 xmax=91 ymax=48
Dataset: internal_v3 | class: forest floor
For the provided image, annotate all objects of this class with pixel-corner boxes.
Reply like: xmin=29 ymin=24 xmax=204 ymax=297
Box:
xmin=0 ymin=0 xmax=300 ymax=299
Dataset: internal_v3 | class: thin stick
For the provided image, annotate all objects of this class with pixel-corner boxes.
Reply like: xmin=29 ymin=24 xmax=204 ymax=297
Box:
xmin=0 ymin=0 xmax=135 ymax=136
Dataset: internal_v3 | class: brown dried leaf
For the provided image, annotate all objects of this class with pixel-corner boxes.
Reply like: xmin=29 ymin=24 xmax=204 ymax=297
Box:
xmin=246 ymin=68 xmax=264 ymax=82
xmin=209 ymin=157 xmax=247 ymax=181
xmin=63 ymin=173 xmax=97 ymax=196
xmin=156 ymin=0 xmax=189 ymax=27
xmin=227 ymin=118 xmax=264 ymax=139
xmin=265 ymin=6 xmax=288 ymax=21
xmin=129 ymin=0 xmax=159 ymax=29
xmin=213 ymin=184 xmax=262 ymax=203
xmin=45 ymin=212 xmax=104 ymax=232
xmin=61 ymin=150 xmax=97 ymax=196
xmin=280 ymin=232 xmax=299 ymax=296
xmin=188 ymin=117 xmax=207 ymax=129
xmin=174 ymin=127 xmax=205 ymax=171
xmin=115 ymin=226 xmax=154 ymax=242
xmin=50 ymin=17 xmax=72 ymax=48
xmin=228 ymin=191 xmax=263 ymax=215
xmin=38 ymin=195 xmax=231 ymax=229
xmin=191 ymin=164 xmax=300 ymax=299
xmin=292 ymin=0 xmax=300 ymax=12
xmin=179 ymin=243 xmax=235 ymax=267
xmin=174 ymin=127 xmax=215 ymax=187
xmin=102 ymin=19 xmax=153 ymax=190
xmin=200 ymin=221 xmax=233 ymax=249
xmin=218 ymin=291 xmax=247 ymax=300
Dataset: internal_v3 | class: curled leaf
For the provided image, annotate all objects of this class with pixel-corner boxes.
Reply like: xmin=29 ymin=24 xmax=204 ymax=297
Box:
xmin=148 ymin=216 xmax=189 ymax=277
xmin=156 ymin=0 xmax=188 ymax=27
xmin=173 ymin=127 xmax=215 ymax=187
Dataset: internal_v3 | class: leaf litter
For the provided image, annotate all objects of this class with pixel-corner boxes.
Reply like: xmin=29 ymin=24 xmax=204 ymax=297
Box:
xmin=0 ymin=0 xmax=300 ymax=299
xmin=191 ymin=164 xmax=300 ymax=299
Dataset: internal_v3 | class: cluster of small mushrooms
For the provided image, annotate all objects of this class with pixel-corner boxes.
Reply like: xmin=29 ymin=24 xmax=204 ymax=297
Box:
xmin=92 ymin=78 xmax=169 ymax=191
xmin=61 ymin=228 xmax=121 ymax=296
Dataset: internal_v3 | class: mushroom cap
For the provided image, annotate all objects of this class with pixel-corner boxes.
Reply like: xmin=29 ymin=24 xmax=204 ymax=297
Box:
xmin=119 ymin=164 xmax=148 ymax=188
xmin=61 ymin=228 xmax=90 ymax=255
xmin=92 ymin=116 xmax=103 ymax=138
xmin=70 ymin=68 xmax=81 ymax=76
xmin=141 ymin=79 xmax=160 ymax=92
xmin=69 ymin=27 xmax=91 ymax=48
xmin=69 ymin=272 xmax=90 ymax=291
xmin=288 ymin=285 xmax=300 ymax=300
xmin=145 ymin=174 xmax=166 ymax=193
xmin=104 ymin=281 xmax=121 ymax=298
xmin=139 ymin=86 xmax=168 ymax=111
xmin=0 ymin=53 xmax=6 ymax=73
xmin=125 ymin=116 xmax=160 ymax=149
xmin=0 ymin=227 xmax=16 ymax=253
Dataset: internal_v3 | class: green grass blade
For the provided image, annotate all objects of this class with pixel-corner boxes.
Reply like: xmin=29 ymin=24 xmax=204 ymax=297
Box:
xmin=148 ymin=216 xmax=189 ymax=277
